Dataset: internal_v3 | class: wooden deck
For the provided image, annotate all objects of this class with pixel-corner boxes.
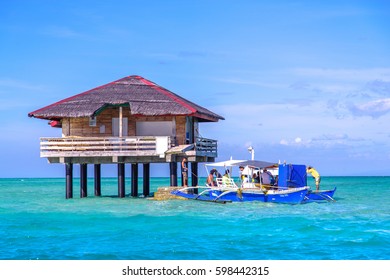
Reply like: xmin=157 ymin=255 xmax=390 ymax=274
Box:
xmin=40 ymin=136 xmax=218 ymax=163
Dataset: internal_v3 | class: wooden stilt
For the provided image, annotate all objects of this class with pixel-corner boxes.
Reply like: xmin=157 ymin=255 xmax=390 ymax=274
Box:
xmin=94 ymin=164 xmax=101 ymax=196
xmin=118 ymin=163 xmax=125 ymax=198
xmin=131 ymin=163 xmax=138 ymax=197
xmin=191 ymin=162 xmax=198 ymax=194
xmin=170 ymin=162 xmax=177 ymax=187
xmin=65 ymin=163 xmax=73 ymax=199
xmin=143 ymin=163 xmax=150 ymax=197
xmin=80 ymin=163 xmax=88 ymax=198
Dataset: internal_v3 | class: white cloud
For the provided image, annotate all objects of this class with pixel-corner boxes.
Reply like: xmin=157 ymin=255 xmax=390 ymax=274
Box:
xmin=278 ymin=137 xmax=310 ymax=147
xmin=363 ymin=80 xmax=390 ymax=96
xmin=280 ymin=139 xmax=289 ymax=145
xmin=286 ymin=68 xmax=390 ymax=120
xmin=312 ymin=134 xmax=349 ymax=141
xmin=348 ymin=98 xmax=390 ymax=118
xmin=288 ymin=68 xmax=390 ymax=96
xmin=203 ymin=97 xmax=390 ymax=167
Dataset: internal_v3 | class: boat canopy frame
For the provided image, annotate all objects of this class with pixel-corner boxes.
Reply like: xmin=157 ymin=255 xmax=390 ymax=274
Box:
xmin=205 ymin=159 xmax=277 ymax=169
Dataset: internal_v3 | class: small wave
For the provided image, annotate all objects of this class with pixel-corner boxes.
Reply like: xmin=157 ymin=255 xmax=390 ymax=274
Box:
xmin=364 ymin=229 xmax=390 ymax=235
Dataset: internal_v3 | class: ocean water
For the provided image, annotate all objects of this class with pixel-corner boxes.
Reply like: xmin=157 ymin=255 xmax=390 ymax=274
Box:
xmin=0 ymin=176 xmax=389 ymax=260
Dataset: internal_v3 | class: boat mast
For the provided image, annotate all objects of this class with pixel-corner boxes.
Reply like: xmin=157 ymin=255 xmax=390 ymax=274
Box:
xmin=248 ymin=146 xmax=255 ymax=160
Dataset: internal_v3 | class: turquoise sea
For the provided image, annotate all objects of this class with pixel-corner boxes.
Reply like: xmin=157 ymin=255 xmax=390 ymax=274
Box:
xmin=0 ymin=176 xmax=389 ymax=260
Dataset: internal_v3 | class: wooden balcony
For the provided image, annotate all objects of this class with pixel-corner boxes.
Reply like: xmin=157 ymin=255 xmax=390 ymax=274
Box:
xmin=40 ymin=136 xmax=218 ymax=163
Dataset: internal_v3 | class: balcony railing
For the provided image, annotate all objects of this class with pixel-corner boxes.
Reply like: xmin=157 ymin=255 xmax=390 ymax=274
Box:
xmin=194 ymin=137 xmax=218 ymax=157
xmin=40 ymin=136 xmax=173 ymax=158
xmin=40 ymin=136 xmax=218 ymax=158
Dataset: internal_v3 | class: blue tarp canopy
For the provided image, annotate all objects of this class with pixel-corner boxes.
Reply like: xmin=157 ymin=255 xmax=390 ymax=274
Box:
xmin=278 ymin=164 xmax=307 ymax=188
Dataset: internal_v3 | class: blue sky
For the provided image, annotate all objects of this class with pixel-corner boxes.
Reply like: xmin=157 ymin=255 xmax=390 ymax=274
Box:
xmin=1 ymin=0 xmax=389 ymax=177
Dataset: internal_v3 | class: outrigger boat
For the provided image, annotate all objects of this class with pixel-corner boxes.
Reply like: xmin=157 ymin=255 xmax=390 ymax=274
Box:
xmin=171 ymin=159 xmax=322 ymax=204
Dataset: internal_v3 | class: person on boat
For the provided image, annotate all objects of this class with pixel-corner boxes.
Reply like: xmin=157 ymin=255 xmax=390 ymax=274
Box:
xmin=239 ymin=166 xmax=248 ymax=183
xmin=222 ymin=170 xmax=231 ymax=186
xmin=261 ymin=168 xmax=274 ymax=185
xmin=273 ymin=175 xmax=278 ymax=186
xmin=252 ymin=172 xmax=260 ymax=183
xmin=239 ymin=166 xmax=244 ymax=177
xmin=216 ymin=170 xmax=222 ymax=179
xmin=181 ymin=157 xmax=188 ymax=187
xmin=207 ymin=169 xmax=217 ymax=187
xmin=307 ymin=166 xmax=320 ymax=190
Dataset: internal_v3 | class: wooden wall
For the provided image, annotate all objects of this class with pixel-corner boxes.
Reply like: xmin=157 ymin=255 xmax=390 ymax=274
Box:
xmin=61 ymin=107 xmax=188 ymax=145
xmin=175 ymin=116 xmax=186 ymax=145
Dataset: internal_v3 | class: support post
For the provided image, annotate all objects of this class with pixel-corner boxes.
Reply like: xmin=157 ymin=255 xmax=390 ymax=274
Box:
xmin=191 ymin=162 xmax=198 ymax=194
xmin=169 ymin=162 xmax=177 ymax=186
xmin=65 ymin=163 xmax=73 ymax=199
xmin=118 ymin=163 xmax=125 ymax=198
xmin=94 ymin=164 xmax=101 ymax=196
xmin=131 ymin=163 xmax=138 ymax=197
xmin=80 ymin=163 xmax=88 ymax=198
xmin=119 ymin=106 xmax=123 ymax=137
xmin=143 ymin=163 xmax=150 ymax=197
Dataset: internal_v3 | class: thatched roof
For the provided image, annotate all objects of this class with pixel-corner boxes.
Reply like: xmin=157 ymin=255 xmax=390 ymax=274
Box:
xmin=28 ymin=75 xmax=224 ymax=122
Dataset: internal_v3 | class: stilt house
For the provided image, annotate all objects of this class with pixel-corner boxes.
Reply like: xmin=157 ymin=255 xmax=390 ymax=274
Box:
xmin=28 ymin=75 xmax=224 ymax=198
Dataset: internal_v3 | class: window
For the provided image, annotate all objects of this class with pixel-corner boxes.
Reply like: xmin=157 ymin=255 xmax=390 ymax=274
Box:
xmin=89 ymin=116 xmax=97 ymax=127
xmin=112 ymin=118 xmax=128 ymax=136
xmin=136 ymin=121 xmax=175 ymax=136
